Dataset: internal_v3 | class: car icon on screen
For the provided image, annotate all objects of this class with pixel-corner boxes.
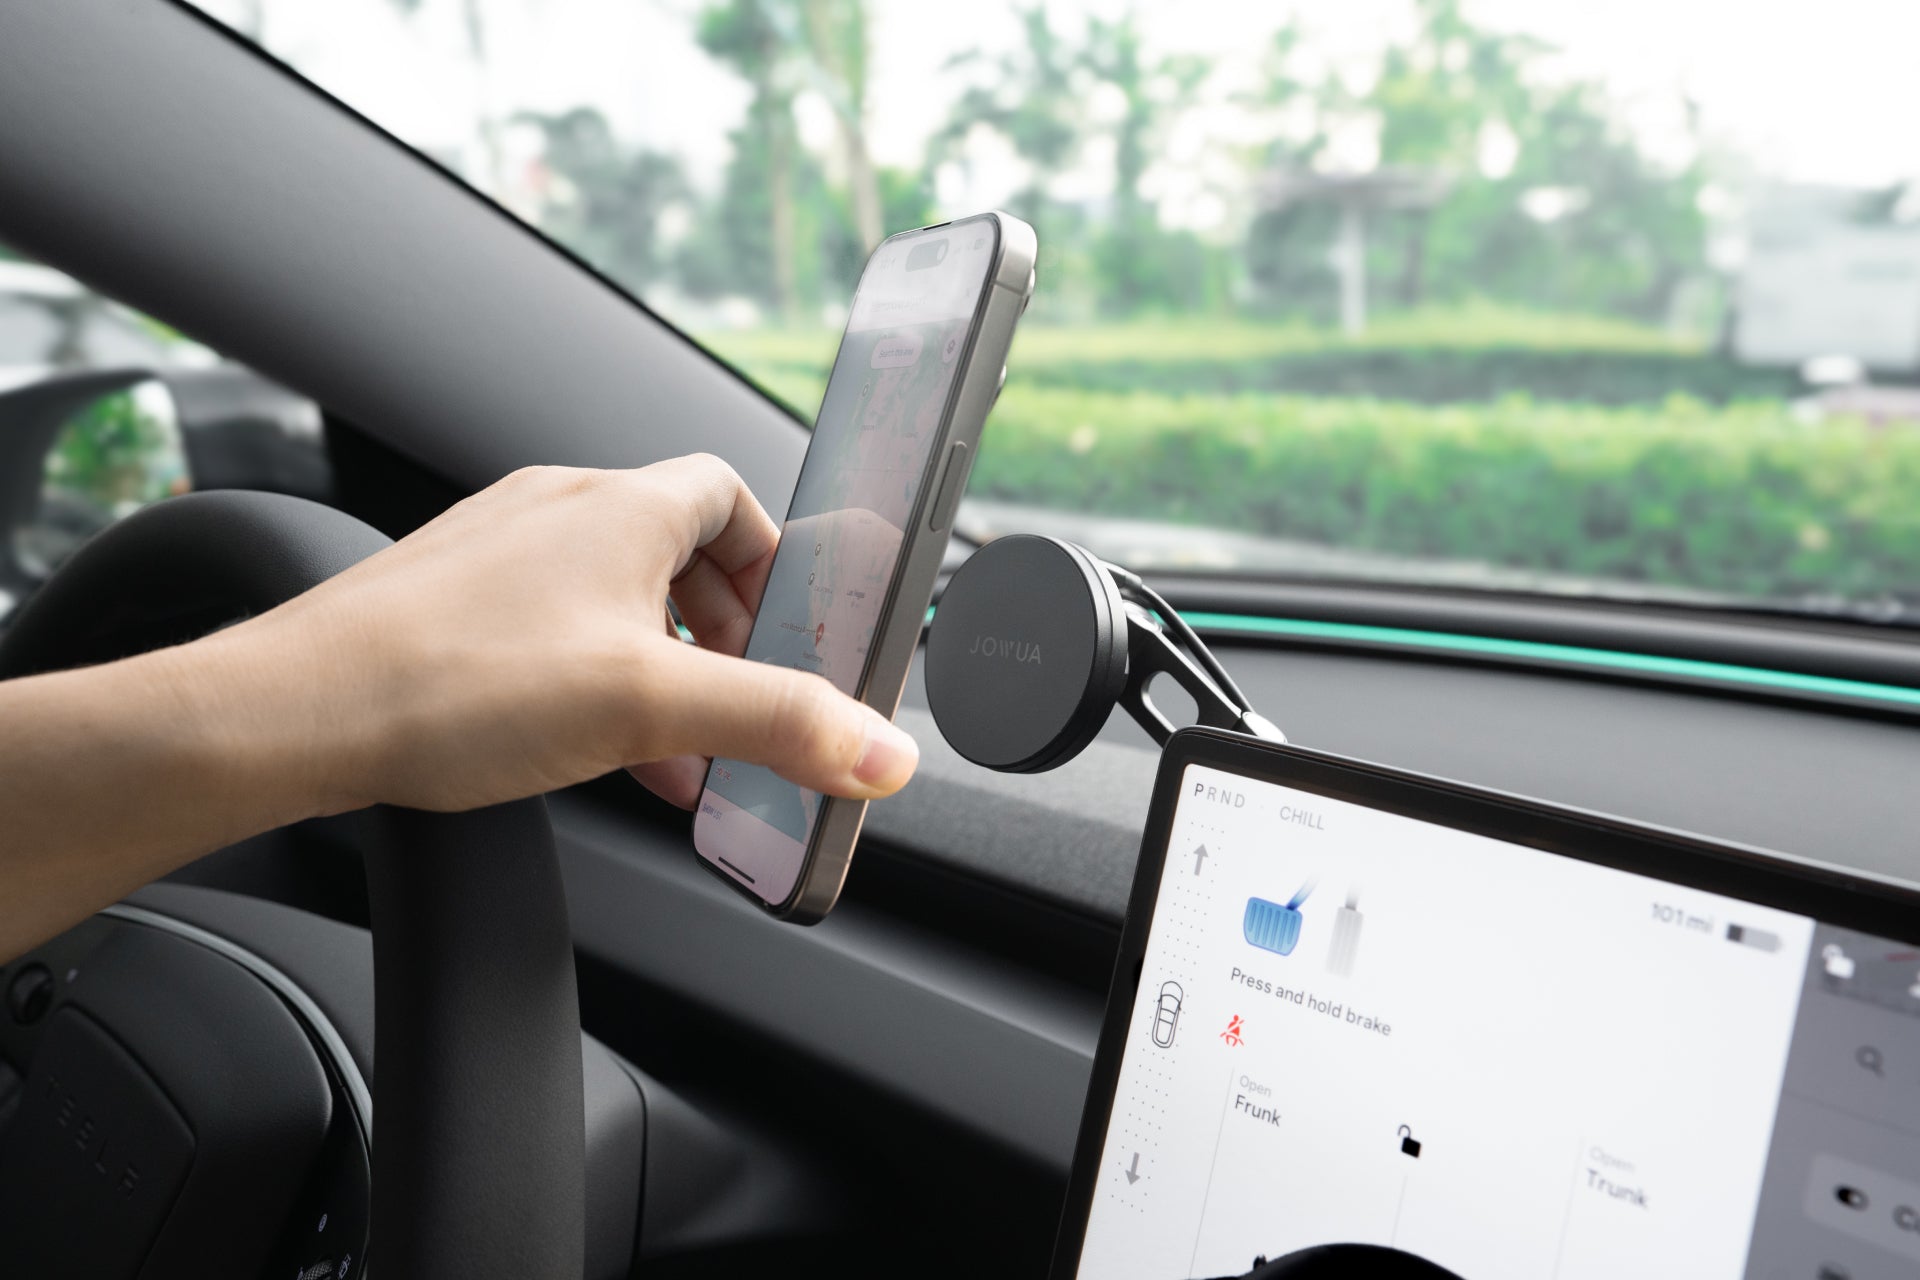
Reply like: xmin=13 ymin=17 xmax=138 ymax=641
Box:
xmin=1151 ymin=980 xmax=1183 ymax=1048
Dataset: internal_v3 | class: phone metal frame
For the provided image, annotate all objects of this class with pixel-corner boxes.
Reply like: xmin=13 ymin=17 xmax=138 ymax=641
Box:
xmin=1050 ymin=725 xmax=1920 ymax=1278
xmin=696 ymin=210 xmax=1038 ymax=923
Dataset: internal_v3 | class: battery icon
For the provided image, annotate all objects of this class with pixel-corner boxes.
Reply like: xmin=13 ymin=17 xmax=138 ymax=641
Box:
xmin=1727 ymin=923 xmax=1781 ymax=953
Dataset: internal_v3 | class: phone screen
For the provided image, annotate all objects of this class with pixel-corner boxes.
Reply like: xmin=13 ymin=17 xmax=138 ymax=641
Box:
xmin=694 ymin=218 xmax=1000 ymax=905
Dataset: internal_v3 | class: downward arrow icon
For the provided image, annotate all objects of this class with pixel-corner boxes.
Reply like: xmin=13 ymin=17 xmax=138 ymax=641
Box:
xmin=1124 ymin=1152 xmax=1141 ymax=1185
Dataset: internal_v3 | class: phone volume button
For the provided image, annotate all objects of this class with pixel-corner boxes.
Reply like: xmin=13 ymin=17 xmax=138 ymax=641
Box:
xmin=929 ymin=441 xmax=970 ymax=533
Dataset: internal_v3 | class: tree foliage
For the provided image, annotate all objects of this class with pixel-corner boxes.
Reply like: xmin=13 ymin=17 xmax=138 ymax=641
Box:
xmin=1250 ymin=0 xmax=1708 ymax=322
xmin=515 ymin=108 xmax=689 ymax=290
xmin=464 ymin=0 xmax=1713 ymax=334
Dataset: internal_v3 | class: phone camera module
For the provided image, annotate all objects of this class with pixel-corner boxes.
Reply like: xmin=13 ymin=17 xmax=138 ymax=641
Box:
xmin=906 ymin=239 xmax=949 ymax=271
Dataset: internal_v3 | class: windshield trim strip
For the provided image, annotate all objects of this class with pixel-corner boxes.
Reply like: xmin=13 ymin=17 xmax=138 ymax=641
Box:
xmin=1179 ymin=611 xmax=1920 ymax=708
xmin=923 ymin=603 xmax=1920 ymax=707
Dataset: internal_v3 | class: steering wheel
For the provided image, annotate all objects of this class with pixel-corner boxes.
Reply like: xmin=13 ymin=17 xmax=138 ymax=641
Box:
xmin=0 ymin=491 xmax=586 ymax=1279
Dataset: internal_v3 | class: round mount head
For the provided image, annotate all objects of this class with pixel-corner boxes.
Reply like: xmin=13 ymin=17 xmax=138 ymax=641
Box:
xmin=924 ymin=534 xmax=1128 ymax=773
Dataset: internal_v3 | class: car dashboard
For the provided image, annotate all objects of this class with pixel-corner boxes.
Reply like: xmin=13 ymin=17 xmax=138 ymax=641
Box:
xmin=537 ymin=627 xmax=1920 ymax=1273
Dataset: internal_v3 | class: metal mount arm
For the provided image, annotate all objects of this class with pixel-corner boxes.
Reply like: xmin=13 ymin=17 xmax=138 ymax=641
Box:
xmin=1118 ymin=603 xmax=1285 ymax=747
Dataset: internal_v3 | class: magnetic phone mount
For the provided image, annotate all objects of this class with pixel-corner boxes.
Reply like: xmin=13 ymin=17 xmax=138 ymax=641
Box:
xmin=924 ymin=534 xmax=1283 ymax=773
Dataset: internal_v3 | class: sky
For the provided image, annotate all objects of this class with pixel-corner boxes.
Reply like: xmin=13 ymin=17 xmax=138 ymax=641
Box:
xmin=193 ymin=0 xmax=1920 ymax=212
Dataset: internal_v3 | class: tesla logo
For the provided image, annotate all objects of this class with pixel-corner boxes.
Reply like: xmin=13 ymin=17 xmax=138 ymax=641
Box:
xmin=43 ymin=1073 xmax=142 ymax=1198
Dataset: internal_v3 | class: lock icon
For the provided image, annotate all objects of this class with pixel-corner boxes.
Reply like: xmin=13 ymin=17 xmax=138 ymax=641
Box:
xmin=1398 ymin=1125 xmax=1421 ymax=1158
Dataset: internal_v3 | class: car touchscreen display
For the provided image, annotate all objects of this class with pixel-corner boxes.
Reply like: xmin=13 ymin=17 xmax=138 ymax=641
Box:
xmin=1074 ymin=761 xmax=1920 ymax=1279
xmin=695 ymin=223 xmax=997 ymax=903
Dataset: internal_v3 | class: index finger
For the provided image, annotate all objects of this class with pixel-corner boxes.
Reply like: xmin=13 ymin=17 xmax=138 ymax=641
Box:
xmin=637 ymin=454 xmax=780 ymax=654
xmin=643 ymin=453 xmax=780 ymax=584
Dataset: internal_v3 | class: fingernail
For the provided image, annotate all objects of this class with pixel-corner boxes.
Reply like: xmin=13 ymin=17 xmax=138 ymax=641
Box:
xmin=854 ymin=716 xmax=919 ymax=790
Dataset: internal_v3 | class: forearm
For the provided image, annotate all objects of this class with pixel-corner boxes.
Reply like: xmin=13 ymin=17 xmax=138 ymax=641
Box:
xmin=0 ymin=459 xmax=923 ymax=961
xmin=0 ymin=626 xmax=340 ymax=960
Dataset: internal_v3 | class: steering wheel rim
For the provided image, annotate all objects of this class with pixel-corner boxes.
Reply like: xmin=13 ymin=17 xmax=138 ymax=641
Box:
xmin=0 ymin=490 xmax=587 ymax=1280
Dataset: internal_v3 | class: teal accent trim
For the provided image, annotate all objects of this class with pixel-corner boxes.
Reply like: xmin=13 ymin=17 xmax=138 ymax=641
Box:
xmin=1180 ymin=611 xmax=1920 ymax=708
xmin=921 ymin=600 xmax=1917 ymax=706
xmin=925 ymin=603 xmax=1919 ymax=706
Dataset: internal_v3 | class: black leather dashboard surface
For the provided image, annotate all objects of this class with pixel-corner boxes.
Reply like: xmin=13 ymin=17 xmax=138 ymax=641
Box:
xmin=867 ymin=644 xmax=1920 ymax=921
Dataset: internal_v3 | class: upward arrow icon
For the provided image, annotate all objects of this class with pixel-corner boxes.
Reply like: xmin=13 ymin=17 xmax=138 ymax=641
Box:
xmin=1193 ymin=845 xmax=1209 ymax=876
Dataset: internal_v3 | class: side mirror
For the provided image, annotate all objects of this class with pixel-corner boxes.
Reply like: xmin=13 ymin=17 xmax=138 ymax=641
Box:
xmin=0 ymin=368 xmax=156 ymax=609
xmin=0 ymin=365 xmax=331 ymax=617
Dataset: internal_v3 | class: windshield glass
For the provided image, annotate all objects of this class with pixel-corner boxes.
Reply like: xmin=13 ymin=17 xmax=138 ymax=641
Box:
xmin=190 ymin=0 xmax=1920 ymax=622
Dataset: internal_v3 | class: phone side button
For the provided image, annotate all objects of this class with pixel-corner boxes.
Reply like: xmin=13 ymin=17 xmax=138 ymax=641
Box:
xmin=928 ymin=441 xmax=971 ymax=533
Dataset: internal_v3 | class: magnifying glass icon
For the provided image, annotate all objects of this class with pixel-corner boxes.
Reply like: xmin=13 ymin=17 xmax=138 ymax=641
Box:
xmin=1857 ymin=1045 xmax=1886 ymax=1077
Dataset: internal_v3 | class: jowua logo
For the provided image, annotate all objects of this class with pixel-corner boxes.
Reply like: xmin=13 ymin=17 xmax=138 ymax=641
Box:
xmin=968 ymin=635 xmax=1043 ymax=664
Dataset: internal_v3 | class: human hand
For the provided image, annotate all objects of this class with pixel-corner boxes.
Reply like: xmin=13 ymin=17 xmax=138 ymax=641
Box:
xmin=200 ymin=456 xmax=920 ymax=816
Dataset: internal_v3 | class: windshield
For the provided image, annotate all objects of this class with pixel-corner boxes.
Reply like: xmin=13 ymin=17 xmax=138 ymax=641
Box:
xmin=190 ymin=0 xmax=1920 ymax=623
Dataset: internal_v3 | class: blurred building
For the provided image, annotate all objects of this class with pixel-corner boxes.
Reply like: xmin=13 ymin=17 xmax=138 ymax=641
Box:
xmin=1734 ymin=182 xmax=1920 ymax=374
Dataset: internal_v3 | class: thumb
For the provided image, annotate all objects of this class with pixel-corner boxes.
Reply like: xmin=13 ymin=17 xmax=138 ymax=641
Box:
xmin=639 ymin=640 xmax=920 ymax=799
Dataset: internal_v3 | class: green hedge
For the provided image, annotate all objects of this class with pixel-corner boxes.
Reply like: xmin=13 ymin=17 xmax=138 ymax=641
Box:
xmin=707 ymin=309 xmax=1786 ymax=407
xmin=970 ymin=386 xmax=1920 ymax=602
xmin=714 ymin=317 xmax=1916 ymax=605
xmin=1010 ymin=348 xmax=1793 ymax=405
xmin=709 ymin=304 xmax=1707 ymax=368
xmin=734 ymin=347 xmax=1789 ymax=409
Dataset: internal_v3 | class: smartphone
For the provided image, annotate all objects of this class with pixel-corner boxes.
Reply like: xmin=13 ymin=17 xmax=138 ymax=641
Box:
xmin=693 ymin=211 xmax=1038 ymax=923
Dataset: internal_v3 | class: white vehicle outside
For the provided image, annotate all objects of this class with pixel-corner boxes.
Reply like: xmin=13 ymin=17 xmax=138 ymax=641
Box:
xmin=1734 ymin=183 xmax=1920 ymax=373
